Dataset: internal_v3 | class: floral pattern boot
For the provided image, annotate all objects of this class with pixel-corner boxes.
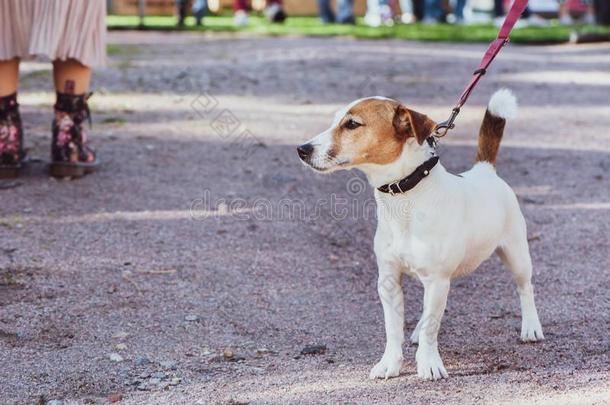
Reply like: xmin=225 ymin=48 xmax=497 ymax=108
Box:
xmin=50 ymin=92 xmax=98 ymax=178
xmin=0 ymin=93 xmax=25 ymax=179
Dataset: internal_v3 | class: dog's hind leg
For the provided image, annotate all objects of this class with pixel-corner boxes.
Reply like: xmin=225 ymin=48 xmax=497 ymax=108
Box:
xmin=497 ymin=217 xmax=544 ymax=342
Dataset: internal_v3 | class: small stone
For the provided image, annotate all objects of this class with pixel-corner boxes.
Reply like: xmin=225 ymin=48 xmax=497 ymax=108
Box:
xmin=115 ymin=343 xmax=127 ymax=351
xmin=151 ymin=371 xmax=166 ymax=379
xmin=223 ymin=348 xmax=234 ymax=359
xmin=112 ymin=331 xmax=129 ymax=339
xmin=139 ymin=371 xmax=151 ymax=378
xmin=169 ymin=377 xmax=181 ymax=386
xmin=137 ymin=383 xmax=148 ymax=391
xmin=201 ymin=348 xmax=212 ymax=356
xmin=109 ymin=353 xmax=124 ymax=362
xmin=107 ymin=393 xmax=123 ymax=403
xmin=300 ymin=344 xmax=326 ymax=356
xmin=47 ymin=401 xmax=62 ymax=405
xmin=159 ymin=360 xmax=177 ymax=370
xmin=135 ymin=356 xmax=150 ymax=366
xmin=185 ymin=315 xmax=200 ymax=322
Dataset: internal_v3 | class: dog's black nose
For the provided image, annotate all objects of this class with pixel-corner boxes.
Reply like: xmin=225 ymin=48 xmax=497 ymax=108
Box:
xmin=297 ymin=143 xmax=314 ymax=160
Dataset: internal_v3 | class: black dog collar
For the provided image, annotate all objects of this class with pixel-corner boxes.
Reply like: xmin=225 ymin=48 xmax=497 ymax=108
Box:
xmin=377 ymin=155 xmax=440 ymax=195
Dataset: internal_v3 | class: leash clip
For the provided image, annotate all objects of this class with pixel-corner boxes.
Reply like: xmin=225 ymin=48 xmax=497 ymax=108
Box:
xmin=434 ymin=107 xmax=460 ymax=138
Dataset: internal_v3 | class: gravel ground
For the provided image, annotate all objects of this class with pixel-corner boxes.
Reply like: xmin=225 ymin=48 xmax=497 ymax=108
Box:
xmin=1 ymin=32 xmax=609 ymax=404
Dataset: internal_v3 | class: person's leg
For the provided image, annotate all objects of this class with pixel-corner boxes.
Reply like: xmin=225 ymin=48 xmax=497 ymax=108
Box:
xmin=176 ymin=0 xmax=189 ymax=26
xmin=50 ymin=59 xmax=97 ymax=177
xmin=367 ymin=0 xmax=381 ymax=17
xmin=423 ymin=0 xmax=442 ymax=21
xmin=234 ymin=0 xmax=249 ymax=26
xmin=337 ymin=0 xmax=356 ymax=23
xmin=455 ymin=0 xmax=466 ymax=20
xmin=192 ymin=0 xmax=208 ymax=25
xmin=0 ymin=58 xmax=19 ymax=97
xmin=0 ymin=58 xmax=24 ymax=177
xmin=318 ymin=0 xmax=335 ymax=22
xmin=365 ymin=0 xmax=382 ymax=26
xmin=493 ymin=0 xmax=504 ymax=17
xmin=584 ymin=0 xmax=596 ymax=24
xmin=265 ymin=0 xmax=286 ymax=23
xmin=53 ymin=59 xmax=91 ymax=95
xmin=558 ymin=0 xmax=572 ymax=24
xmin=398 ymin=0 xmax=415 ymax=22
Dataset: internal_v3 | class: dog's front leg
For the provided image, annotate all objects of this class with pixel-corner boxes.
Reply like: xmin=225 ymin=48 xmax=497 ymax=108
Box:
xmin=416 ymin=277 xmax=450 ymax=380
xmin=369 ymin=262 xmax=404 ymax=380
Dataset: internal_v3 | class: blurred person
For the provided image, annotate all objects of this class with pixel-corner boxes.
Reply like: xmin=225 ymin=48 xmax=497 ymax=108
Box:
xmin=177 ymin=0 xmax=189 ymax=26
xmin=559 ymin=0 xmax=596 ymax=25
xmin=493 ymin=0 xmax=548 ymax=27
xmin=365 ymin=0 xmax=394 ymax=27
xmin=177 ymin=0 xmax=208 ymax=26
xmin=423 ymin=0 xmax=444 ymax=23
xmin=193 ymin=0 xmax=209 ymax=26
xmin=0 ymin=0 xmax=106 ymax=179
xmin=398 ymin=0 xmax=416 ymax=23
xmin=234 ymin=0 xmax=286 ymax=26
xmin=451 ymin=0 xmax=469 ymax=23
xmin=318 ymin=0 xmax=356 ymax=24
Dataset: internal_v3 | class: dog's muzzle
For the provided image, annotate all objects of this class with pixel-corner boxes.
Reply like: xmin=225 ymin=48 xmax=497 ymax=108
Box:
xmin=297 ymin=143 xmax=314 ymax=162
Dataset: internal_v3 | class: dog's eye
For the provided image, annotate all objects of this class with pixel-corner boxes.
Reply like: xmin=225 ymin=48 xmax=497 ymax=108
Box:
xmin=344 ymin=119 xmax=362 ymax=130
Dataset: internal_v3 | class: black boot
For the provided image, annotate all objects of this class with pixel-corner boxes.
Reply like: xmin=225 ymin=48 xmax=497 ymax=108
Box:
xmin=50 ymin=92 xmax=98 ymax=178
xmin=0 ymin=93 xmax=24 ymax=179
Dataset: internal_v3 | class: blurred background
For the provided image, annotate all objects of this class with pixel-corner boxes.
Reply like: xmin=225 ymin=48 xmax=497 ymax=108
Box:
xmin=106 ymin=0 xmax=610 ymax=44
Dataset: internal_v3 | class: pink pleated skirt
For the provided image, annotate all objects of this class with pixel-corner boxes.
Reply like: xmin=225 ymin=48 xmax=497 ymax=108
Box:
xmin=0 ymin=0 xmax=107 ymax=67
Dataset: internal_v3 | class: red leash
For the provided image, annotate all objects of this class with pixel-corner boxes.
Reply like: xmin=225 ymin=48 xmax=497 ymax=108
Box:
xmin=433 ymin=0 xmax=529 ymax=137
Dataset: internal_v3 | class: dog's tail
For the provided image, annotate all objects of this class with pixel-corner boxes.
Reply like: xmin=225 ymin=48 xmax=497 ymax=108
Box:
xmin=476 ymin=89 xmax=518 ymax=166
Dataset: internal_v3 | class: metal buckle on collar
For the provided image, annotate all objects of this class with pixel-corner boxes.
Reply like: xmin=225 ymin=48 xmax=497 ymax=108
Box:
xmin=388 ymin=182 xmax=403 ymax=196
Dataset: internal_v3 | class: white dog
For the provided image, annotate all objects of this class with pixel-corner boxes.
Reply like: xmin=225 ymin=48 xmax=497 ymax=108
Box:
xmin=297 ymin=89 xmax=544 ymax=380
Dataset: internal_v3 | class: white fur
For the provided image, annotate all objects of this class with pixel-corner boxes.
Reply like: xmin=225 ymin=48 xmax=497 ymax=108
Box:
xmin=488 ymin=88 xmax=518 ymax=120
xmin=368 ymin=152 xmax=543 ymax=380
xmin=301 ymin=92 xmax=543 ymax=381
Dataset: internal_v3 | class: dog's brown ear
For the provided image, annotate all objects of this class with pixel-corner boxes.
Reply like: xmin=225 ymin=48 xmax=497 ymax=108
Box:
xmin=393 ymin=104 xmax=437 ymax=145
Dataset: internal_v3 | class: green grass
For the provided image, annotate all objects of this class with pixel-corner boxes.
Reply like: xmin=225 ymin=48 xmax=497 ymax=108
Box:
xmin=107 ymin=14 xmax=610 ymax=44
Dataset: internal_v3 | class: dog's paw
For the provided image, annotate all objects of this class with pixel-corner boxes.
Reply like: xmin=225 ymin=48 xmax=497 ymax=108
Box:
xmin=416 ymin=348 xmax=448 ymax=380
xmin=369 ymin=354 xmax=403 ymax=380
xmin=521 ymin=318 xmax=544 ymax=342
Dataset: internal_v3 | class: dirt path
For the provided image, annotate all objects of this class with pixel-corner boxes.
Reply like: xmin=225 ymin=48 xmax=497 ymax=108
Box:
xmin=1 ymin=32 xmax=609 ymax=404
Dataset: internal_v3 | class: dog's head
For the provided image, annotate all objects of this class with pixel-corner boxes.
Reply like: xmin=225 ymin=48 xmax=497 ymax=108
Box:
xmin=297 ymin=97 xmax=436 ymax=172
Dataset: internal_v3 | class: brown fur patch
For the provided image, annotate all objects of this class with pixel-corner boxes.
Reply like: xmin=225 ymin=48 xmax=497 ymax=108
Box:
xmin=331 ymin=99 xmax=437 ymax=166
xmin=476 ymin=110 xmax=506 ymax=165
